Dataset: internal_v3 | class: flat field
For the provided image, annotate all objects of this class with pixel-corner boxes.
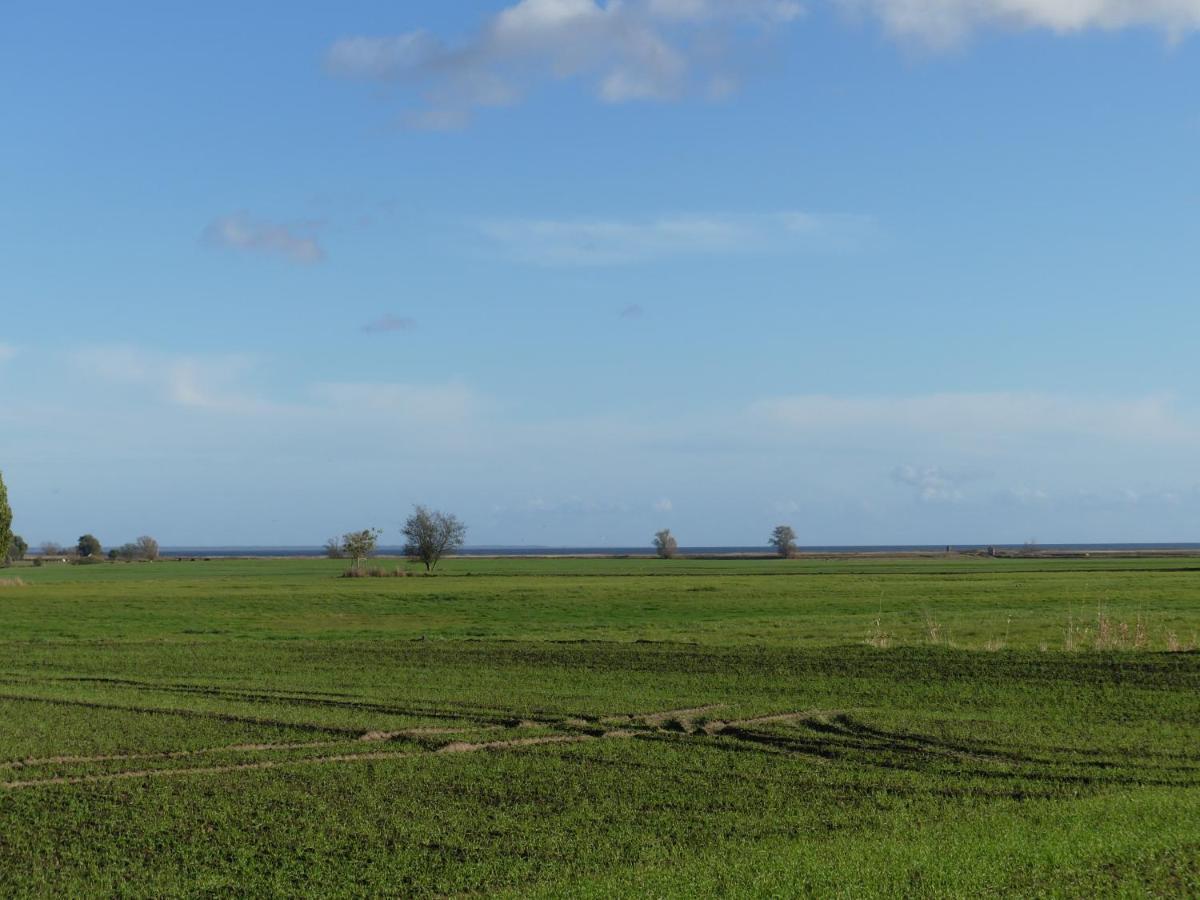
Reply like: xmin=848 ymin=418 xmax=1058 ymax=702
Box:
xmin=0 ymin=556 xmax=1198 ymax=896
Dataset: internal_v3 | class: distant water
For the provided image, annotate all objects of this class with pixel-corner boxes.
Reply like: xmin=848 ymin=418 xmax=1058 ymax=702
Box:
xmin=158 ymin=543 xmax=1200 ymax=558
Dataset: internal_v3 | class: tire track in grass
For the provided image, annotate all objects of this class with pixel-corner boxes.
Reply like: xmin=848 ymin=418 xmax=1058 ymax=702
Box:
xmin=0 ymin=731 xmax=638 ymax=791
xmin=0 ymin=692 xmax=365 ymax=736
xmin=0 ymin=727 xmax=500 ymax=772
xmin=1 ymin=678 xmax=531 ymax=726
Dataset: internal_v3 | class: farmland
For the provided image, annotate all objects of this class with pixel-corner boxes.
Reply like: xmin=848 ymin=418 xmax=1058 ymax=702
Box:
xmin=1 ymin=556 xmax=1198 ymax=896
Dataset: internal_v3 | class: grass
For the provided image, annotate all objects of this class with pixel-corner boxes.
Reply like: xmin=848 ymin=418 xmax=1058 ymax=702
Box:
xmin=0 ymin=556 xmax=1197 ymax=896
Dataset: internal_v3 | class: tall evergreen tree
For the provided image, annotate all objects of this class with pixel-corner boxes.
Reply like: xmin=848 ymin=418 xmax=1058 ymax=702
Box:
xmin=0 ymin=470 xmax=12 ymax=567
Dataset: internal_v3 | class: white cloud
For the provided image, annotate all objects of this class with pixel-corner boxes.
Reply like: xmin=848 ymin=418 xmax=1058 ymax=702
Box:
xmin=202 ymin=213 xmax=325 ymax=265
xmin=477 ymin=211 xmax=872 ymax=265
xmin=892 ymin=464 xmax=968 ymax=503
xmin=311 ymin=382 xmax=479 ymax=421
xmin=325 ymin=0 xmax=801 ymax=125
xmin=72 ymin=346 xmax=265 ymax=414
xmin=0 ymin=343 xmax=16 ymax=363
xmin=653 ymin=497 xmax=674 ymax=512
xmin=838 ymin=0 xmax=1200 ymax=46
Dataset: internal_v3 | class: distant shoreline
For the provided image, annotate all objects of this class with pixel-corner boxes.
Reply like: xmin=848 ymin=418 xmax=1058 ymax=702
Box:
xmin=103 ymin=543 xmax=1200 ymax=561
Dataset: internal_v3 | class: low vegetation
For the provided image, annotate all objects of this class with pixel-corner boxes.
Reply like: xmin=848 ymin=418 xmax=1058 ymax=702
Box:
xmin=0 ymin=555 xmax=1196 ymax=896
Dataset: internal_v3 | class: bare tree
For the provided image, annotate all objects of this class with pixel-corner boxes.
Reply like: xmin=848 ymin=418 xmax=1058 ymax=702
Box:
xmin=116 ymin=543 xmax=139 ymax=562
xmin=653 ymin=528 xmax=678 ymax=559
xmin=323 ymin=537 xmax=344 ymax=559
xmin=769 ymin=525 xmax=798 ymax=559
xmin=39 ymin=541 xmax=66 ymax=559
xmin=341 ymin=529 xmax=382 ymax=574
xmin=135 ymin=535 xmax=160 ymax=561
xmin=402 ymin=506 xmax=466 ymax=573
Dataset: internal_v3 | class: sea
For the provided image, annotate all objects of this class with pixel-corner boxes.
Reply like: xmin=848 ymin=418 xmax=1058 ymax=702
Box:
xmin=157 ymin=543 xmax=1200 ymax=558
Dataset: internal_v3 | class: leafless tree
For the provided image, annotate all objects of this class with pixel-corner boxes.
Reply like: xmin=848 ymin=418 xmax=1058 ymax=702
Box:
xmin=402 ymin=506 xmax=466 ymax=573
xmin=135 ymin=535 xmax=160 ymax=561
xmin=324 ymin=537 xmax=344 ymax=559
xmin=653 ymin=528 xmax=678 ymax=559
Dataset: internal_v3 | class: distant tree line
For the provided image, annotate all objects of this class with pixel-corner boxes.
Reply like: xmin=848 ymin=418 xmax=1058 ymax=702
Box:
xmin=327 ymin=506 xmax=467 ymax=575
xmin=652 ymin=524 xmax=800 ymax=559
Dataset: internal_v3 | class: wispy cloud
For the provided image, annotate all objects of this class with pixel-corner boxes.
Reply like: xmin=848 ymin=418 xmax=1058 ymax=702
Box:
xmin=619 ymin=304 xmax=645 ymax=319
xmin=325 ymin=0 xmax=802 ymax=127
xmin=477 ymin=211 xmax=873 ymax=265
xmin=361 ymin=315 xmax=418 ymax=334
xmin=311 ymin=382 xmax=479 ymax=421
xmin=0 ymin=343 xmax=16 ymax=363
xmin=72 ymin=346 xmax=266 ymax=414
xmin=891 ymin=465 xmax=973 ymax=503
xmin=751 ymin=392 xmax=1197 ymax=445
xmin=202 ymin=212 xmax=325 ymax=265
xmin=838 ymin=0 xmax=1200 ymax=46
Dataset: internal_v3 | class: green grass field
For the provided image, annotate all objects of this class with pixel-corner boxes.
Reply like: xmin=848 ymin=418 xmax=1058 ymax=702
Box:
xmin=1 ymin=556 xmax=1198 ymax=896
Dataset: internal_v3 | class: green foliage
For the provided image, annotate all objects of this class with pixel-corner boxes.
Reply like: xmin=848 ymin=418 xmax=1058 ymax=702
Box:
xmin=402 ymin=505 xmax=466 ymax=572
xmin=341 ymin=528 xmax=382 ymax=573
xmin=6 ymin=535 xmax=25 ymax=564
xmin=76 ymin=534 xmax=102 ymax=559
xmin=0 ymin=470 xmax=11 ymax=566
xmin=769 ymin=524 xmax=797 ymax=558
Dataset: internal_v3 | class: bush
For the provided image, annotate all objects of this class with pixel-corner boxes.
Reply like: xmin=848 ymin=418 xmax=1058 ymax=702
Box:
xmin=340 ymin=566 xmax=408 ymax=579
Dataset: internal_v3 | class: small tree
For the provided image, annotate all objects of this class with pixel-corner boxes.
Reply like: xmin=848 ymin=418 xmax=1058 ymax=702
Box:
xmin=323 ymin=537 xmax=344 ymax=559
xmin=7 ymin=535 xmax=27 ymax=564
xmin=769 ymin=525 xmax=798 ymax=559
xmin=0 ymin=470 xmax=11 ymax=567
xmin=653 ymin=528 xmax=678 ymax=559
xmin=341 ymin=528 xmax=381 ymax=574
xmin=116 ymin=543 xmax=140 ymax=562
xmin=402 ymin=506 xmax=466 ymax=573
xmin=77 ymin=534 xmax=102 ymax=559
xmin=40 ymin=541 xmax=65 ymax=559
xmin=135 ymin=535 xmax=160 ymax=561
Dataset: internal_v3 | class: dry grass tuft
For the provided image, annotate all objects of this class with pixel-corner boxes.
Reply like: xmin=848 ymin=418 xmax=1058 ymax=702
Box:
xmin=865 ymin=617 xmax=892 ymax=649
xmin=0 ymin=577 xmax=27 ymax=588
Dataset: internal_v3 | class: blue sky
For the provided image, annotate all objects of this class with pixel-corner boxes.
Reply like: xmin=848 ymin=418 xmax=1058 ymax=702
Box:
xmin=4 ymin=0 xmax=1200 ymax=547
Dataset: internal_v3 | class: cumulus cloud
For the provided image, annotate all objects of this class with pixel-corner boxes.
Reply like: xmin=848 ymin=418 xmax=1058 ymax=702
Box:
xmin=202 ymin=213 xmax=325 ymax=265
xmin=361 ymin=315 xmax=418 ymax=334
xmin=325 ymin=0 xmax=802 ymax=125
xmin=837 ymin=0 xmax=1200 ymax=46
xmin=477 ymin=211 xmax=872 ymax=265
